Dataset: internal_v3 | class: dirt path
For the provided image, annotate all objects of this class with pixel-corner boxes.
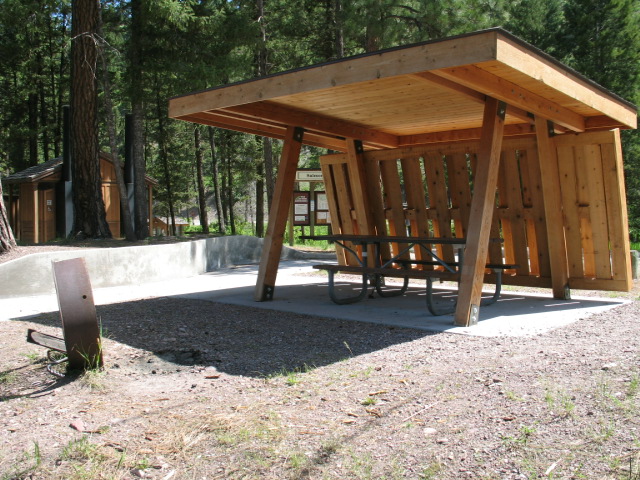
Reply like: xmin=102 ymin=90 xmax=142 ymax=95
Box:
xmin=1 ymin=279 xmax=639 ymax=479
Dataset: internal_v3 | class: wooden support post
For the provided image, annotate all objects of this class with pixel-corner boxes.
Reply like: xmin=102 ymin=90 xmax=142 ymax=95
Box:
xmin=254 ymin=126 xmax=304 ymax=301
xmin=454 ymin=97 xmax=506 ymax=327
xmin=346 ymin=139 xmax=376 ymax=264
xmin=33 ymin=185 xmax=40 ymax=244
xmin=535 ymin=116 xmax=570 ymax=299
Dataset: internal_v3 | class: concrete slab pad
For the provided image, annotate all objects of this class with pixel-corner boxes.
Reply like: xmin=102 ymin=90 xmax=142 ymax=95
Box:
xmin=2 ymin=261 xmax=625 ymax=338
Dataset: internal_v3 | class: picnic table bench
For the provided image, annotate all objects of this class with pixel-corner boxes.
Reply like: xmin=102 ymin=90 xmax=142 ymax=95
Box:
xmin=301 ymin=234 xmax=516 ymax=315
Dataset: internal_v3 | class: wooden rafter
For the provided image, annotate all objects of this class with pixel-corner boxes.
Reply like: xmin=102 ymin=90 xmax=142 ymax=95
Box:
xmin=433 ymin=65 xmax=586 ymax=132
xmin=222 ymin=102 xmax=399 ymax=149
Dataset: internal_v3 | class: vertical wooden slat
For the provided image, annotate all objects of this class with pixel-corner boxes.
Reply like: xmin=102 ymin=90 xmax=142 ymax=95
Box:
xmin=520 ymin=147 xmax=550 ymax=277
xmin=254 ymin=126 xmax=304 ymax=301
xmin=501 ymin=149 xmax=530 ymax=275
xmin=447 ymin=153 xmax=472 ymax=238
xmin=556 ymin=145 xmax=585 ymax=279
xmin=332 ymin=163 xmax=359 ymax=265
xmin=380 ymin=158 xmax=410 ymax=260
xmin=364 ymin=156 xmax=391 ymax=261
xmin=601 ymin=130 xmax=632 ymax=286
xmin=401 ymin=156 xmax=433 ymax=266
xmin=535 ymin=117 xmax=570 ymax=299
xmin=573 ymin=145 xmax=596 ymax=277
xmin=424 ymin=153 xmax=455 ymax=263
xmin=346 ymin=139 xmax=374 ymax=235
xmin=346 ymin=139 xmax=377 ymax=265
xmin=584 ymin=143 xmax=612 ymax=279
xmin=320 ymin=161 xmax=347 ymax=265
xmin=454 ymin=97 xmax=505 ymax=327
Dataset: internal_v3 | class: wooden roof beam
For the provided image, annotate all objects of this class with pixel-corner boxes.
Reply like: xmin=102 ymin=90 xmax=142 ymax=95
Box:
xmin=411 ymin=72 xmax=532 ymax=124
xmin=221 ymin=102 xmax=400 ymax=149
xmin=399 ymin=122 xmax=534 ymax=146
xmin=432 ymin=65 xmax=586 ymax=132
xmin=175 ymin=112 xmax=348 ymax=151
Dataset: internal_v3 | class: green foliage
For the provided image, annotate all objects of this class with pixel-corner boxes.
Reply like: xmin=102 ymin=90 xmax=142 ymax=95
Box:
xmin=1 ymin=0 xmax=640 ymax=240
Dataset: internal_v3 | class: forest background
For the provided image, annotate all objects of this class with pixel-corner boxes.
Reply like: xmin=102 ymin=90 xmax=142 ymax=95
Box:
xmin=1 ymin=0 xmax=639 ymax=242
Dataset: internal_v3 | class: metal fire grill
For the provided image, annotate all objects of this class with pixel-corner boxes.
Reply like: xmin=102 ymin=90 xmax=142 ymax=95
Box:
xmin=27 ymin=257 xmax=103 ymax=373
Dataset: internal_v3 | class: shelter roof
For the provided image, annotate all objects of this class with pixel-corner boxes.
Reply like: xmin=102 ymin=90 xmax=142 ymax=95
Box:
xmin=169 ymin=28 xmax=637 ymax=151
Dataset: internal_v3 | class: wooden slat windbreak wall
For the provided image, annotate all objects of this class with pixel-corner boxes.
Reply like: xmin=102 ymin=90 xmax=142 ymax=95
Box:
xmin=555 ymin=130 xmax=631 ymax=291
xmin=320 ymin=130 xmax=631 ymax=291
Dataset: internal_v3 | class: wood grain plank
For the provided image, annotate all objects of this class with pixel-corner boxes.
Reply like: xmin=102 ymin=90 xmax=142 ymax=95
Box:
xmin=379 ymin=158 xmax=411 ymax=260
xmin=423 ymin=153 xmax=455 ymax=263
xmin=583 ymin=144 xmax=612 ymax=279
xmin=519 ymin=147 xmax=551 ymax=277
xmin=501 ymin=149 xmax=530 ymax=275
xmin=447 ymin=153 xmax=473 ymax=239
xmin=402 ymin=156 xmax=435 ymax=267
xmin=535 ymin=117 xmax=570 ymax=298
xmin=320 ymin=162 xmax=346 ymax=265
xmin=454 ymin=97 xmax=505 ymax=326
xmin=601 ymin=130 xmax=632 ymax=286
xmin=255 ymin=126 xmax=304 ymax=301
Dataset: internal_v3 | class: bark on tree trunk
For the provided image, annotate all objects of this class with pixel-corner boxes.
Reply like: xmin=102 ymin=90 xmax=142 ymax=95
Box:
xmin=70 ymin=0 xmax=111 ymax=239
xmin=156 ymin=87 xmax=175 ymax=236
xmin=263 ymin=137 xmax=275 ymax=210
xmin=208 ymin=127 xmax=226 ymax=235
xmin=334 ymin=0 xmax=344 ymax=58
xmin=225 ymin=138 xmax=235 ymax=235
xmin=255 ymin=0 xmax=268 ymax=238
xmin=256 ymin=160 xmax=264 ymax=237
xmin=0 ymin=176 xmax=17 ymax=253
xmin=28 ymin=92 xmax=38 ymax=166
xmin=130 ymin=0 xmax=148 ymax=239
xmin=97 ymin=9 xmax=136 ymax=241
xmin=194 ymin=126 xmax=209 ymax=234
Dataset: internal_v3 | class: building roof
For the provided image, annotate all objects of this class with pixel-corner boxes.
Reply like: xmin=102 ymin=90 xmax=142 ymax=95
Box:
xmin=4 ymin=158 xmax=62 ymax=184
xmin=4 ymin=153 xmax=158 ymax=186
xmin=169 ymin=28 xmax=637 ymax=151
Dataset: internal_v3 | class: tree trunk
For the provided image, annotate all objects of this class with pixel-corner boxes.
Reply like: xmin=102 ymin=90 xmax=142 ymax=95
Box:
xmin=256 ymin=158 xmax=264 ymax=237
xmin=194 ymin=126 xmax=209 ymax=234
xmin=334 ymin=0 xmax=344 ymax=58
xmin=70 ymin=0 xmax=111 ymax=238
xmin=97 ymin=9 xmax=136 ymax=241
xmin=254 ymin=0 xmax=269 ymax=238
xmin=28 ymin=92 xmax=38 ymax=166
xmin=263 ymin=136 xmax=275 ymax=210
xmin=208 ymin=126 xmax=226 ymax=235
xmin=37 ymin=53 xmax=50 ymax=163
xmin=0 ymin=176 xmax=17 ymax=253
xmin=156 ymin=86 xmax=175 ymax=236
xmin=130 ymin=0 xmax=148 ymax=239
xmin=226 ymin=138 xmax=235 ymax=235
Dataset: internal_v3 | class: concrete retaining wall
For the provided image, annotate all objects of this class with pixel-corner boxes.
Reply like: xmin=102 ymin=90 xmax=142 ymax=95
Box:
xmin=0 ymin=236 xmax=317 ymax=298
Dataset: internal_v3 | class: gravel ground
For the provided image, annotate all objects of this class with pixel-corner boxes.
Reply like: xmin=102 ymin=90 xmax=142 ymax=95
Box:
xmin=1 ymin=242 xmax=639 ymax=479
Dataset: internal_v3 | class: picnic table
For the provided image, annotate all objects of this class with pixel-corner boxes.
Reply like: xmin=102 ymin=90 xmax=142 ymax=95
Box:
xmin=302 ymin=234 xmax=516 ymax=315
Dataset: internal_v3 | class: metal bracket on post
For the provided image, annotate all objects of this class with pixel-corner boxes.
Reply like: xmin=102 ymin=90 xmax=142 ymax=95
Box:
xmin=497 ymin=101 xmax=507 ymax=120
xmin=26 ymin=258 xmax=103 ymax=373
xmin=468 ymin=304 xmax=479 ymax=326
xmin=262 ymin=284 xmax=275 ymax=301
xmin=293 ymin=126 xmax=305 ymax=143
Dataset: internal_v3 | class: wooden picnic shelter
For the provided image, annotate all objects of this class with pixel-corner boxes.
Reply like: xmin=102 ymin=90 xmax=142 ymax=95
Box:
xmin=169 ymin=28 xmax=637 ymax=327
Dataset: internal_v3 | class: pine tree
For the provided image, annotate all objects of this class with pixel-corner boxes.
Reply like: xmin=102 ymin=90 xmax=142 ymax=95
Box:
xmin=70 ymin=0 xmax=111 ymax=238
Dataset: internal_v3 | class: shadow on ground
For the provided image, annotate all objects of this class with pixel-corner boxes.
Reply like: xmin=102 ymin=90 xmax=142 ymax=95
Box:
xmin=13 ymin=295 xmax=432 ymax=379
